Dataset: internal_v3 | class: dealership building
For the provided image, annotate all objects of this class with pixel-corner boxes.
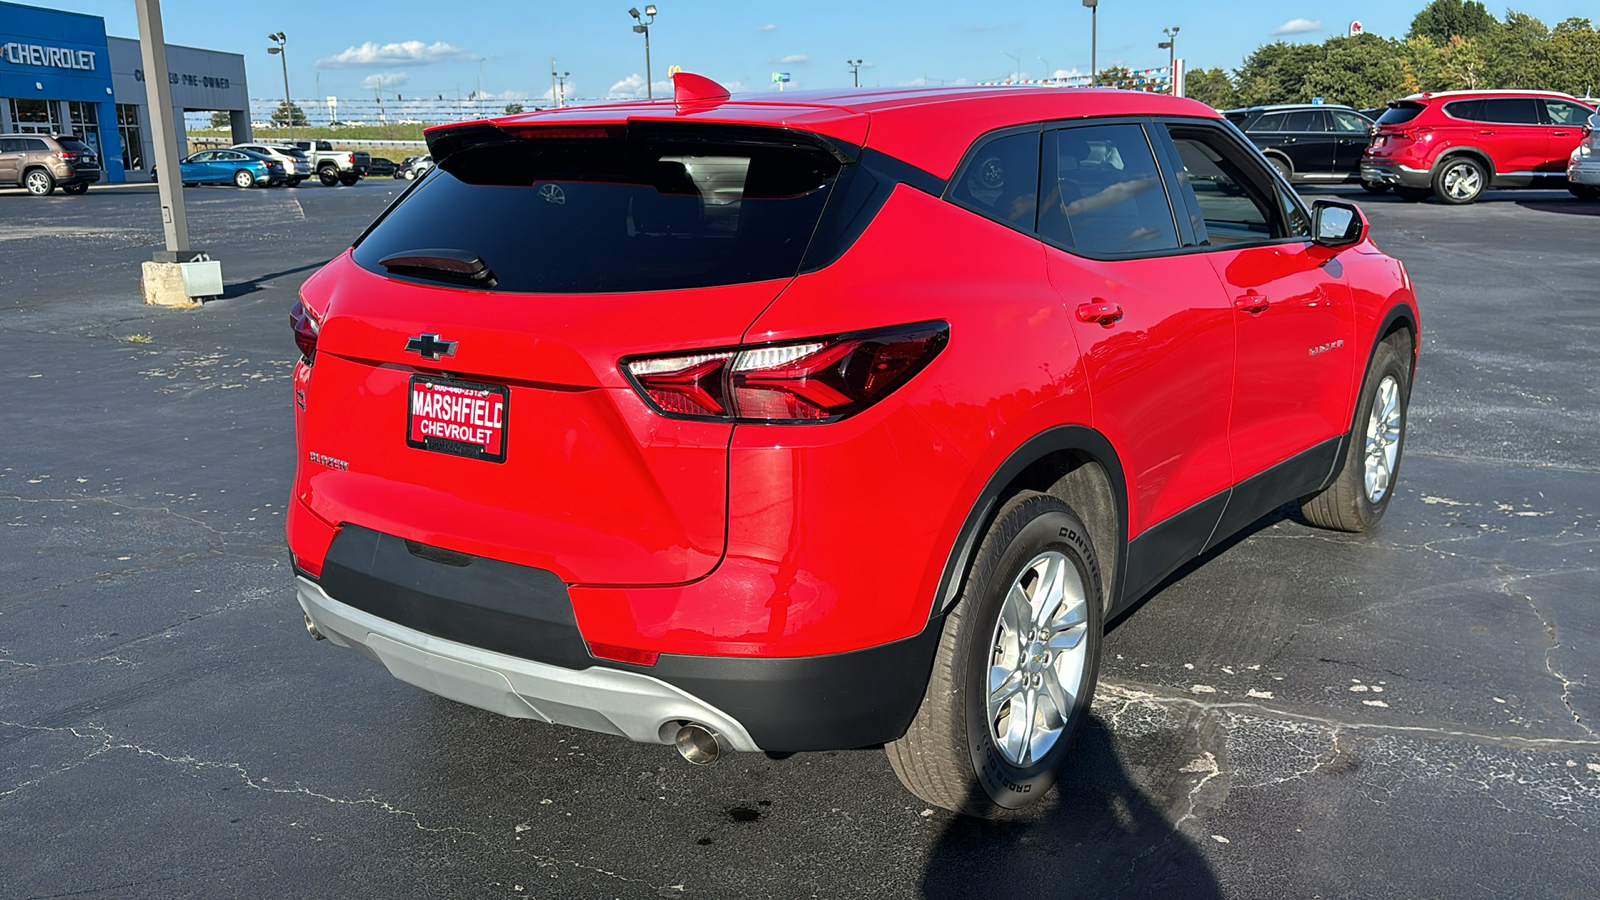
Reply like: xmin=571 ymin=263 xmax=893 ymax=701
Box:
xmin=1 ymin=1 xmax=250 ymax=183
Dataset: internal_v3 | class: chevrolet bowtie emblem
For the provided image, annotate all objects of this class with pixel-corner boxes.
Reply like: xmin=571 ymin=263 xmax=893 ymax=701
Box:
xmin=405 ymin=333 xmax=457 ymax=360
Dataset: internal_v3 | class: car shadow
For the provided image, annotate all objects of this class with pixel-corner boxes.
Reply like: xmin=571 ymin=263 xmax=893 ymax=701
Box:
xmin=920 ymin=718 xmax=1222 ymax=899
xmin=1515 ymin=199 xmax=1600 ymax=216
xmin=220 ymin=260 xmax=329 ymax=299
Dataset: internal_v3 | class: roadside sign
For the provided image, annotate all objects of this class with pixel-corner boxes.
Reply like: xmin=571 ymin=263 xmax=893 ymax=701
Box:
xmin=1312 ymin=97 xmax=1324 ymax=105
xmin=1350 ymin=20 xmax=1363 ymax=36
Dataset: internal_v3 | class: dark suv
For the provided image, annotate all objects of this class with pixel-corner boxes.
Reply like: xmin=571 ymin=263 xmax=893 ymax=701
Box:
xmin=0 ymin=133 xmax=102 ymax=196
xmin=1225 ymin=104 xmax=1377 ymax=188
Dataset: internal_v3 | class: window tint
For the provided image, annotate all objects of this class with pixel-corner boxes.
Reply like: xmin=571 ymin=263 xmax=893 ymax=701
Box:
xmin=1037 ymin=124 xmax=1177 ymax=256
xmin=1444 ymin=99 xmax=1485 ymax=121
xmin=1283 ymin=110 xmax=1328 ymax=132
xmin=1544 ymin=99 xmax=1592 ymax=126
xmin=1250 ymin=112 xmax=1287 ymax=132
xmin=354 ymin=129 xmax=846 ymax=293
xmin=948 ymin=130 xmax=1040 ymax=231
xmin=0 ymin=138 xmax=21 ymax=152
xmin=25 ymin=138 xmax=49 ymax=151
xmin=1165 ymin=125 xmax=1301 ymax=246
xmin=189 ymin=150 xmax=214 ymax=161
xmin=1483 ymin=98 xmax=1539 ymax=125
xmin=1330 ymin=110 xmax=1371 ymax=133
xmin=1377 ymin=103 xmax=1424 ymax=126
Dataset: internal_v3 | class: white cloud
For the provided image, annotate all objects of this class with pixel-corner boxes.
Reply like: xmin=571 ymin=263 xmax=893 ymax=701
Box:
xmin=780 ymin=54 xmax=810 ymax=64
xmin=606 ymin=73 xmax=672 ymax=100
xmin=1271 ymin=18 xmax=1323 ymax=36
xmin=1052 ymin=68 xmax=1085 ymax=80
xmin=360 ymin=72 xmax=411 ymax=90
xmin=757 ymin=23 xmax=777 ymax=32
xmin=316 ymin=41 xmax=478 ymax=69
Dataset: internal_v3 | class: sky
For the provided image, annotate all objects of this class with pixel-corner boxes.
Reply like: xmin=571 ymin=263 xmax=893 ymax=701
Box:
xmin=29 ymin=0 xmax=1600 ymax=106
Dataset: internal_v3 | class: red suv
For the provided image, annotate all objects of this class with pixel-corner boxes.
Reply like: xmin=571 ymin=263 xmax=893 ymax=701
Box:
xmin=1362 ymin=90 xmax=1596 ymax=204
xmin=288 ymin=74 xmax=1419 ymax=817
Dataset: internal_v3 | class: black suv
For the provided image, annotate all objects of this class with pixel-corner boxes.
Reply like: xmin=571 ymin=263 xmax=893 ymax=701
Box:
xmin=1225 ymin=105 xmax=1379 ymax=190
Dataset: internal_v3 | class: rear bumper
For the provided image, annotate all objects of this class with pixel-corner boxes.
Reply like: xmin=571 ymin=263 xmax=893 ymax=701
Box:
xmin=297 ymin=524 xmax=943 ymax=751
xmin=1360 ymin=162 xmax=1431 ymax=189
xmin=1570 ymin=154 xmax=1600 ymax=186
xmin=60 ymin=167 xmax=102 ymax=186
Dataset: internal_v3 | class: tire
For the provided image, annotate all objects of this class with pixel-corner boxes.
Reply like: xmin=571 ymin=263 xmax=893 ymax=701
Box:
xmin=403 ymin=168 xmax=416 ymax=180
xmin=1393 ymin=186 xmax=1431 ymax=202
xmin=62 ymin=183 xmax=89 ymax=195
xmin=287 ymin=178 xmax=302 ymax=188
xmin=233 ymin=168 xmax=255 ymax=188
xmin=1268 ymin=156 xmax=1293 ymax=182
xmin=1299 ymin=336 xmax=1411 ymax=532
xmin=24 ymin=168 xmax=56 ymax=196
xmin=1570 ymin=184 xmax=1600 ymax=201
xmin=887 ymin=492 xmax=1103 ymax=819
xmin=1432 ymin=156 xmax=1486 ymax=204
xmin=318 ymin=166 xmax=340 ymax=187
xmin=338 ymin=173 xmax=359 ymax=186
xmin=1360 ymin=180 xmax=1390 ymax=194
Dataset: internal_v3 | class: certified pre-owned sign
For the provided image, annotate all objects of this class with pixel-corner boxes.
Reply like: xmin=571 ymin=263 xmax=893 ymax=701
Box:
xmin=1 ymin=42 xmax=98 ymax=71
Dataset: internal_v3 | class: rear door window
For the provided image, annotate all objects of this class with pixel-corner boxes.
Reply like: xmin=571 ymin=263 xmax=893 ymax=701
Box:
xmin=1037 ymin=123 xmax=1178 ymax=257
xmin=1283 ymin=110 xmax=1328 ymax=132
xmin=947 ymin=129 xmax=1041 ymax=233
xmin=354 ymin=126 xmax=846 ymax=293
xmin=1483 ymin=98 xmax=1539 ymax=125
xmin=1250 ymin=112 xmax=1287 ymax=132
xmin=25 ymin=138 xmax=49 ymax=151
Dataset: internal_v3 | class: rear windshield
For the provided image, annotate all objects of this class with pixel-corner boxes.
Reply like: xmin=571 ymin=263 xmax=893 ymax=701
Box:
xmin=1377 ymin=103 xmax=1425 ymax=126
xmin=354 ymin=129 xmax=844 ymax=293
xmin=58 ymin=137 xmax=92 ymax=152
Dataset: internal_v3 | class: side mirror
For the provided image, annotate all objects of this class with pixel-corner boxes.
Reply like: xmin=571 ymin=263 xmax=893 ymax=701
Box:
xmin=1312 ymin=198 xmax=1367 ymax=247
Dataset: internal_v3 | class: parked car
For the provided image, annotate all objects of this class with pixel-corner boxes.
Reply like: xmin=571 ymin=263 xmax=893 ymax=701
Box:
xmin=287 ymin=139 xmax=370 ymax=186
xmin=0 ymin=133 xmax=101 ymax=195
xmin=399 ymin=154 xmax=433 ymax=179
xmin=1224 ymin=104 xmax=1379 ymax=188
xmin=288 ymin=74 xmax=1420 ymax=818
xmin=1567 ymin=112 xmax=1600 ymax=200
xmin=175 ymin=148 xmax=284 ymax=187
xmin=367 ymin=156 xmax=397 ymax=177
xmin=393 ymin=155 xmax=422 ymax=178
xmin=1362 ymin=90 xmax=1597 ymax=203
xmin=231 ymin=142 xmax=311 ymax=186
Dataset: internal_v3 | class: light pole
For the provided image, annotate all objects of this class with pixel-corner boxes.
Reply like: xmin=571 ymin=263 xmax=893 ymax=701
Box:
xmin=847 ymin=59 xmax=863 ymax=87
xmin=628 ymin=5 xmax=657 ymax=99
xmin=1000 ymin=51 xmax=1020 ymax=83
xmin=1159 ymin=27 xmax=1179 ymax=95
xmin=557 ymin=71 xmax=570 ymax=107
xmin=267 ymin=31 xmax=291 ymax=141
xmin=1083 ymin=0 xmax=1098 ymax=86
xmin=1039 ymin=56 xmax=1051 ymax=83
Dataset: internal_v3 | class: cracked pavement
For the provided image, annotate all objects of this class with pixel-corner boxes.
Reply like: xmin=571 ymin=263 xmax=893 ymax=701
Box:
xmin=2 ymin=182 xmax=1597 ymax=898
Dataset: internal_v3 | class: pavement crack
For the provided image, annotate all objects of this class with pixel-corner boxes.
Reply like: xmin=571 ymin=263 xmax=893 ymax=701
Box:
xmin=1509 ymin=577 xmax=1596 ymax=740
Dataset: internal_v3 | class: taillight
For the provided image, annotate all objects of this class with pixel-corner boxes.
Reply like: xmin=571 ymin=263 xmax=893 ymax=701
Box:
xmin=1399 ymin=126 xmax=1433 ymax=142
xmin=57 ymin=151 xmax=78 ymax=161
xmin=290 ymin=298 xmax=319 ymax=363
xmin=622 ymin=322 xmax=948 ymax=423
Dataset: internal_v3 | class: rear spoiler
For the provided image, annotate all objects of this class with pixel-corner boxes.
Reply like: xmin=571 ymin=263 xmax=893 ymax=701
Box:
xmin=423 ymin=119 xmax=862 ymax=166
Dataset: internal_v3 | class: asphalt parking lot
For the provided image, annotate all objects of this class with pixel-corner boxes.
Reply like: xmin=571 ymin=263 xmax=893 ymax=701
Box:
xmin=2 ymin=178 xmax=1597 ymax=899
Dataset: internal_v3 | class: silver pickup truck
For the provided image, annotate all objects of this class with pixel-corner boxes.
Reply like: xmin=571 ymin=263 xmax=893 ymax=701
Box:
xmin=289 ymin=140 xmax=370 ymax=186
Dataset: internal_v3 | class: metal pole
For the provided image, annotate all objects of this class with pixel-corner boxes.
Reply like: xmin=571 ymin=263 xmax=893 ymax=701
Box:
xmin=551 ymin=58 xmax=557 ymax=109
xmin=1091 ymin=6 xmax=1097 ymax=85
xmin=643 ymin=25 xmax=652 ymax=99
xmin=279 ymin=45 xmax=292 ymax=142
xmin=134 ymin=0 xmax=189 ymax=257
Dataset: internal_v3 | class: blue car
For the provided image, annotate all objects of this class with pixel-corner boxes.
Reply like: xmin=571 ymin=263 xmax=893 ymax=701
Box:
xmin=177 ymin=148 xmax=285 ymax=187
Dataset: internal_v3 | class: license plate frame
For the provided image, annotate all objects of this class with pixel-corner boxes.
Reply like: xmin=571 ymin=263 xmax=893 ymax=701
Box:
xmin=406 ymin=374 xmax=509 ymax=463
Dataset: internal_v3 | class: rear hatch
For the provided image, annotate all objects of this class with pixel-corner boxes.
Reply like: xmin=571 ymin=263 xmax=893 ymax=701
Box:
xmin=57 ymin=136 xmax=99 ymax=170
xmin=299 ymin=120 xmax=853 ymax=585
xmin=1368 ymin=100 xmax=1430 ymax=155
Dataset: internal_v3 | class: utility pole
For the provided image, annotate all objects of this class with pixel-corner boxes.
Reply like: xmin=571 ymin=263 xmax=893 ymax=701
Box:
xmin=847 ymin=59 xmax=863 ymax=87
xmin=628 ymin=6 xmax=657 ymax=99
xmin=267 ymin=32 xmax=291 ymax=141
xmin=134 ymin=0 xmax=188 ymax=258
xmin=557 ymin=71 xmax=569 ymax=107
xmin=1084 ymin=0 xmax=1098 ymax=86
xmin=1159 ymin=27 xmax=1179 ymax=95
xmin=551 ymin=58 xmax=557 ymax=109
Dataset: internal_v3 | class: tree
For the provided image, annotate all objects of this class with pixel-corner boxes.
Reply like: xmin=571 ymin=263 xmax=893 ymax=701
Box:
xmin=1482 ymin=11 xmax=1550 ymax=89
xmin=1440 ymin=34 xmax=1487 ymax=89
xmin=270 ymin=100 xmax=307 ymax=127
xmin=1233 ymin=41 xmax=1322 ymax=106
xmin=1184 ymin=67 xmax=1237 ymax=108
xmin=503 ymin=102 xmax=525 ymax=114
xmin=1409 ymin=0 xmax=1495 ymax=44
xmin=1541 ymin=18 xmax=1600 ymax=97
xmin=1299 ymin=34 xmax=1410 ymax=109
xmin=208 ymin=111 xmax=231 ymax=129
xmin=1399 ymin=36 xmax=1447 ymax=93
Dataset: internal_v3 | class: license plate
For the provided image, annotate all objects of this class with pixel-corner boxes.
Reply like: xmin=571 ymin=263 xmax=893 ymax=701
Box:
xmin=406 ymin=375 xmax=509 ymax=462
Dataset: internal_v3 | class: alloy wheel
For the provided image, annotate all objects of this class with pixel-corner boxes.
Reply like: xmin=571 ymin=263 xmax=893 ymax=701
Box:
xmin=25 ymin=171 xmax=51 ymax=195
xmin=1364 ymin=375 xmax=1402 ymax=504
xmin=1442 ymin=162 xmax=1482 ymax=201
xmin=986 ymin=550 xmax=1090 ymax=767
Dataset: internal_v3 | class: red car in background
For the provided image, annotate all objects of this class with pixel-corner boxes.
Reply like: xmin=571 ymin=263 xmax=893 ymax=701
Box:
xmin=1362 ymin=89 xmax=1596 ymax=203
xmin=287 ymin=74 xmax=1419 ymax=817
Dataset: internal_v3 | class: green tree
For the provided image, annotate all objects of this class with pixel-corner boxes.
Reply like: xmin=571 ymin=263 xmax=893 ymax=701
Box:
xmin=1399 ymin=36 xmax=1448 ymax=93
xmin=502 ymin=102 xmax=525 ymax=114
xmin=1408 ymin=0 xmax=1496 ymax=44
xmin=270 ymin=100 xmax=307 ymax=127
xmin=1233 ymin=41 xmax=1322 ymax=106
xmin=1541 ymin=18 xmax=1600 ymax=97
xmin=1184 ymin=67 xmax=1237 ymax=108
xmin=1481 ymin=11 xmax=1550 ymax=88
xmin=1299 ymin=34 xmax=1409 ymax=108
xmin=208 ymin=110 xmax=231 ymax=129
xmin=1440 ymin=34 xmax=1488 ymax=89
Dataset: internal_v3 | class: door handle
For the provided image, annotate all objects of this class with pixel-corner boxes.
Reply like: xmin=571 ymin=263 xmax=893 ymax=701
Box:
xmin=1075 ymin=300 xmax=1124 ymax=326
xmin=1282 ymin=136 xmax=1298 ymax=144
xmin=1233 ymin=290 xmax=1270 ymax=313
xmin=1478 ymin=129 xmax=1496 ymax=135
xmin=1552 ymin=130 xmax=1572 ymax=137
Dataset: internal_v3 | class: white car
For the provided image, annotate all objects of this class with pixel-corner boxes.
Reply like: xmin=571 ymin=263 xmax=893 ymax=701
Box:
xmin=232 ymin=143 xmax=312 ymax=187
xmin=1569 ymin=112 xmax=1600 ymax=201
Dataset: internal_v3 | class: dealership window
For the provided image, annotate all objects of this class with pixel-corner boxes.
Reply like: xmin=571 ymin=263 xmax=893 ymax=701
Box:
xmin=9 ymin=98 xmax=60 ymax=134
xmin=67 ymin=101 xmax=102 ymax=159
xmin=117 ymin=105 xmax=144 ymax=170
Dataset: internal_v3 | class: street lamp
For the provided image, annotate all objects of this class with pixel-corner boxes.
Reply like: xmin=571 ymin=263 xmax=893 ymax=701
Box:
xmin=847 ymin=59 xmax=863 ymax=88
xmin=1158 ymin=26 xmax=1179 ymax=95
xmin=266 ymin=31 xmax=292 ymax=141
xmin=557 ymin=70 xmax=570 ymax=107
xmin=628 ymin=5 xmax=658 ymax=100
xmin=1083 ymin=0 xmax=1098 ymax=86
xmin=1039 ymin=57 xmax=1051 ymax=84
xmin=1000 ymin=51 xmax=1021 ymax=83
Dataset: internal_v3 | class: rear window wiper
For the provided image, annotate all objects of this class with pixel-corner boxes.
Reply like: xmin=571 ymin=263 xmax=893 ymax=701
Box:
xmin=378 ymin=249 xmax=498 ymax=288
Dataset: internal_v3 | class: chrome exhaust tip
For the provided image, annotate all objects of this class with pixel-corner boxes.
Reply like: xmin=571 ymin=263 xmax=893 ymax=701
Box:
xmin=304 ymin=613 xmax=326 ymax=641
xmin=674 ymin=723 xmax=723 ymax=766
